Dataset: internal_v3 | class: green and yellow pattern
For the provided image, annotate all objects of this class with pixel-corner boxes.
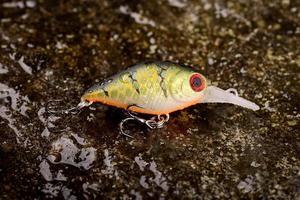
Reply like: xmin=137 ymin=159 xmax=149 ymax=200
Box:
xmin=81 ymin=61 xmax=207 ymax=115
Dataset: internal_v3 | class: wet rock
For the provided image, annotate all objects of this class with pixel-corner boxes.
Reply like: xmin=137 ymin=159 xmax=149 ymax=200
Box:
xmin=0 ymin=143 xmax=13 ymax=153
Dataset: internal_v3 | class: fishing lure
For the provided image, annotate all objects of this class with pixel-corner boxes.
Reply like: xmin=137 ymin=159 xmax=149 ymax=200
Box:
xmin=76 ymin=61 xmax=259 ymax=137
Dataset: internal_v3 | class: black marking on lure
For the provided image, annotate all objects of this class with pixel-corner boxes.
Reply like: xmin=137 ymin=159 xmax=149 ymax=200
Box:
xmin=102 ymin=88 xmax=109 ymax=97
xmin=98 ymin=79 xmax=112 ymax=97
xmin=155 ymin=60 xmax=197 ymax=74
xmin=128 ymin=72 xmax=140 ymax=95
xmin=157 ymin=67 xmax=168 ymax=98
xmin=155 ymin=61 xmax=172 ymax=70
xmin=101 ymin=78 xmax=113 ymax=86
xmin=85 ymin=78 xmax=112 ymax=93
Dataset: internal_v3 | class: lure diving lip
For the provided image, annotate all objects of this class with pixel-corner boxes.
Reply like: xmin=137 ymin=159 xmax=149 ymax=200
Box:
xmin=201 ymin=86 xmax=260 ymax=111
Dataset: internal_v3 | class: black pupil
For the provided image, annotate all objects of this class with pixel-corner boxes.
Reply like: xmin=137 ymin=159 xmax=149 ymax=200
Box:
xmin=192 ymin=77 xmax=201 ymax=87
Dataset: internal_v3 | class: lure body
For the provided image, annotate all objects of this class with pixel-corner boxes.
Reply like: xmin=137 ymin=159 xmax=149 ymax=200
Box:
xmin=81 ymin=61 xmax=259 ymax=115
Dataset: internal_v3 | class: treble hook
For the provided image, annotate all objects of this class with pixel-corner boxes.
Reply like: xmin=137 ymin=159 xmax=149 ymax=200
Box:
xmin=119 ymin=110 xmax=170 ymax=138
xmin=45 ymin=100 xmax=92 ymax=132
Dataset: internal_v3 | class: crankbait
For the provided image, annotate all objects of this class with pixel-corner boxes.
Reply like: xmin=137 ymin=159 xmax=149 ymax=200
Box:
xmin=76 ymin=61 xmax=259 ymax=137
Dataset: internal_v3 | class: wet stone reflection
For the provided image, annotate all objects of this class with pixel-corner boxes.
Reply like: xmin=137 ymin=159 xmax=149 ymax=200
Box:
xmin=47 ymin=134 xmax=96 ymax=170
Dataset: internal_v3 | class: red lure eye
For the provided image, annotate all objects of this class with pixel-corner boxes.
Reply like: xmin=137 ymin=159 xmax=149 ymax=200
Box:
xmin=189 ymin=73 xmax=205 ymax=92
